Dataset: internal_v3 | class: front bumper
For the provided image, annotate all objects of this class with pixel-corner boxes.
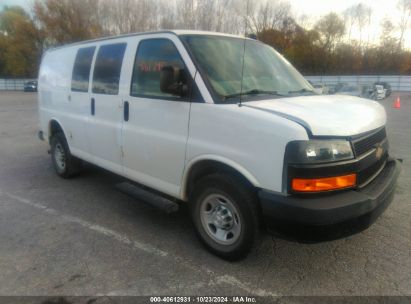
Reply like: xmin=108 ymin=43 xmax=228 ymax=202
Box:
xmin=259 ymin=158 xmax=401 ymax=226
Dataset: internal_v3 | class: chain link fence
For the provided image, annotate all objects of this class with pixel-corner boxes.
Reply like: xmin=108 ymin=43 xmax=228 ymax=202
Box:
xmin=0 ymin=78 xmax=36 ymax=91
xmin=305 ymin=75 xmax=411 ymax=92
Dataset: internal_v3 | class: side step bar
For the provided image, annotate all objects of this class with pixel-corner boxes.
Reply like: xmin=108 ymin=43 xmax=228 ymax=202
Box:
xmin=116 ymin=182 xmax=179 ymax=214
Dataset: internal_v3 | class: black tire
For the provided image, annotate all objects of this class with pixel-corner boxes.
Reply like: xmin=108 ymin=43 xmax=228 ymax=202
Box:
xmin=50 ymin=132 xmax=82 ymax=178
xmin=190 ymin=173 xmax=260 ymax=260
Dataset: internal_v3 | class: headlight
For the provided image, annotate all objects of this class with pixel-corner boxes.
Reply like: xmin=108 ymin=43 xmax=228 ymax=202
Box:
xmin=286 ymin=140 xmax=354 ymax=164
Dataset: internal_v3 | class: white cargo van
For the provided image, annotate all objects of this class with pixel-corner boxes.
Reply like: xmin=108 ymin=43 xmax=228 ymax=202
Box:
xmin=38 ymin=30 xmax=400 ymax=260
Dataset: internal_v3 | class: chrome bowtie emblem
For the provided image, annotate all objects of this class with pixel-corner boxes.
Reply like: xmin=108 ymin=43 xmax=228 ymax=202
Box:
xmin=375 ymin=145 xmax=384 ymax=160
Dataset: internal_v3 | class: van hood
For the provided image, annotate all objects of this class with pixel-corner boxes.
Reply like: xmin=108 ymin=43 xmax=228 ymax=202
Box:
xmin=244 ymin=95 xmax=386 ymax=137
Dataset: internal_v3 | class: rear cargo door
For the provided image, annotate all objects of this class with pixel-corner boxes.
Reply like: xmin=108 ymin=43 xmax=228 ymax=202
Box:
xmin=69 ymin=46 xmax=96 ymax=157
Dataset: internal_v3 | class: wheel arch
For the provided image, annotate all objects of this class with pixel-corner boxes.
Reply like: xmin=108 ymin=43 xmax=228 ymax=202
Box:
xmin=48 ymin=118 xmax=67 ymax=144
xmin=181 ymin=155 xmax=260 ymax=201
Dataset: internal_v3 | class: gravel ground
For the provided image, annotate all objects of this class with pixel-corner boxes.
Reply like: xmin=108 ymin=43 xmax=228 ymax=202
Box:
xmin=0 ymin=91 xmax=409 ymax=302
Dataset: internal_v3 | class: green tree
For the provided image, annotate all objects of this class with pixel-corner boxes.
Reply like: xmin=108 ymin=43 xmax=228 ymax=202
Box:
xmin=0 ymin=35 xmax=6 ymax=76
xmin=0 ymin=6 xmax=43 ymax=77
xmin=0 ymin=5 xmax=28 ymax=34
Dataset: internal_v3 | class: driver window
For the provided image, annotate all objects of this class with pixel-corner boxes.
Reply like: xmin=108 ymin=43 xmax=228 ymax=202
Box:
xmin=130 ymin=39 xmax=187 ymax=100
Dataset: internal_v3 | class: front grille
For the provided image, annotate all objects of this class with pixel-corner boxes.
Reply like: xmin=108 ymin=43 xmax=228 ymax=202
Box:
xmin=361 ymin=159 xmax=395 ymax=195
xmin=353 ymin=128 xmax=387 ymax=157
xmin=357 ymin=153 xmax=388 ymax=187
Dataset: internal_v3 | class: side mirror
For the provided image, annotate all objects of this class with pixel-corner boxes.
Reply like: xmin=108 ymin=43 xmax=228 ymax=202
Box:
xmin=160 ymin=66 xmax=188 ymax=97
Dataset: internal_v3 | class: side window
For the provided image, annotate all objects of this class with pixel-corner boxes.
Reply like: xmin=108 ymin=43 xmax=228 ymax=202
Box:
xmin=92 ymin=43 xmax=126 ymax=95
xmin=131 ymin=39 xmax=187 ymax=99
xmin=71 ymin=46 xmax=95 ymax=92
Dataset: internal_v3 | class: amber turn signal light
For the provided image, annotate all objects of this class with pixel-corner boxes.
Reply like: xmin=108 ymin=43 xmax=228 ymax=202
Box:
xmin=292 ymin=174 xmax=357 ymax=192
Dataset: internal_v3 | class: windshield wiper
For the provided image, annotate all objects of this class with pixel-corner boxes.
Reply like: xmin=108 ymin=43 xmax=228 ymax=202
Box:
xmin=223 ymin=89 xmax=285 ymax=100
xmin=288 ymin=88 xmax=316 ymax=95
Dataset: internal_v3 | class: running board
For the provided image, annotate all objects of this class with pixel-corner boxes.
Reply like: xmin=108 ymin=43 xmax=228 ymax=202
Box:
xmin=115 ymin=182 xmax=179 ymax=213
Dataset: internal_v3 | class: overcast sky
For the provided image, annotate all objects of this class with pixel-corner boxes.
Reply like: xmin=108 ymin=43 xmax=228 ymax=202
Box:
xmin=0 ymin=0 xmax=409 ymax=47
xmin=0 ymin=0 xmax=28 ymax=10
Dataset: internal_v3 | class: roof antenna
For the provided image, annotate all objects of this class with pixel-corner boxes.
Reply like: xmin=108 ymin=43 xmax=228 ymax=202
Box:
xmin=239 ymin=0 xmax=250 ymax=107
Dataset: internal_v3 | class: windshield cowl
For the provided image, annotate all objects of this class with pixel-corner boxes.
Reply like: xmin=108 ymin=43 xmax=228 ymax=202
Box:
xmin=222 ymin=89 xmax=286 ymax=101
xmin=221 ymin=88 xmax=317 ymax=104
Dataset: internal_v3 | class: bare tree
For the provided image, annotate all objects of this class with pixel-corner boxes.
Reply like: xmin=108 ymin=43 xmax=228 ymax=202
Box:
xmin=159 ymin=0 xmax=177 ymax=30
xmin=34 ymin=0 xmax=294 ymax=41
xmin=397 ymin=0 xmax=411 ymax=49
xmin=218 ymin=0 xmax=244 ymax=34
xmin=353 ymin=3 xmax=371 ymax=48
xmin=343 ymin=5 xmax=356 ymax=42
xmin=101 ymin=0 xmax=162 ymax=34
xmin=196 ymin=0 xmax=215 ymax=31
xmin=380 ymin=18 xmax=398 ymax=49
xmin=247 ymin=0 xmax=292 ymax=33
xmin=314 ymin=12 xmax=345 ymax=51
xmin=178 ymin=0 xmax=197 ymax=29
xmin=364 ymin=6 xmax=373 ymax=47
xmin=343 ymin=3 xmax=372 ymax=48
xmin=297 ymin=14 xmax=313 ymax=29
xmin=214 ymin=0 xmax=227 ymax=32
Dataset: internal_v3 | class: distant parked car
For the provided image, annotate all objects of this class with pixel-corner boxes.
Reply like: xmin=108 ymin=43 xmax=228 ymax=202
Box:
xmin=327 ymin=84 xmax=337 ymax=94
xmin=374 ymin=84 xmax=386 ymax=100
xmin=312 ymin=84 xmax=323 ymax=94
xmin=329 ymin=82 xmax=351 ymax=94
xmin=312 ymin=83 xmax=328 ymax=94
xmin=24 ymin=81 xmax=37 ymax=92
xmin=360 ymin=85 xmax=375 ymax=99
xmin=374 ymin=82 xmax=391 ymax=97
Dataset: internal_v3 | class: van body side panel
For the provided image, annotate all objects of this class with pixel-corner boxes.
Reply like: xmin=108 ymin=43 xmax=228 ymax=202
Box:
xmin=38 ymin=47 xmax=91 ymax=158
xmin=185 ymin=103 xmax=309 ymax=194
xmin=38 ymin=48 xmax=72 ymax=141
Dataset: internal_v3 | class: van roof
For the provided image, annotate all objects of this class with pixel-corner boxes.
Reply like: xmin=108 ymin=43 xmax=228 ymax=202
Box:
xmin=46 ymin=30 xmax=246 ymax=52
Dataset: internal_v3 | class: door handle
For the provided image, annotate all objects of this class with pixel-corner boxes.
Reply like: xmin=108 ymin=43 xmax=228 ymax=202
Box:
xmin=91 ymin=98 xmax=95 ymax=116
xmin=124 ymin=101 xmax=129 ymax=122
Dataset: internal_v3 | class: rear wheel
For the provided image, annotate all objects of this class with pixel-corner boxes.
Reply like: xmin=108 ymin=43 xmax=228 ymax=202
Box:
xmin=50 ymin=132 xmax=82 ymax=178
xmin=190 ymin=173 xmax=260 ymax=260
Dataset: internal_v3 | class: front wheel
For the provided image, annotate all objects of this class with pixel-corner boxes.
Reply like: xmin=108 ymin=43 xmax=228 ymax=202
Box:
xmin=190 ymin=173 xmax=260 ymax=260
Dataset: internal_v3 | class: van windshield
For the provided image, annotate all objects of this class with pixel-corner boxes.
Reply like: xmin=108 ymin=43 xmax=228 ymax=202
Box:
xmin=180 ymin=35 xmax=315 ymax=103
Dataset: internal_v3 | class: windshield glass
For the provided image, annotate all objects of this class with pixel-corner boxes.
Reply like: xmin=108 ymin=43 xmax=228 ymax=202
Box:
xmin=180 ymin=35 xmax=314 ymax=103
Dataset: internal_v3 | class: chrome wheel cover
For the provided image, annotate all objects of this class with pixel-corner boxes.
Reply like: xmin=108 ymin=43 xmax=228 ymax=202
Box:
xmin=54 ymin=143 xmax=66 ymax=172
xmin=200 ymin=193 xmax=242 ymax=245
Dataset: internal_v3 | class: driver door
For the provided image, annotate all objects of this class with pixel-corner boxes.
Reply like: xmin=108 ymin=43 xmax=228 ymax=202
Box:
xmin=122 ymin=37 xmax=191 ymax=197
